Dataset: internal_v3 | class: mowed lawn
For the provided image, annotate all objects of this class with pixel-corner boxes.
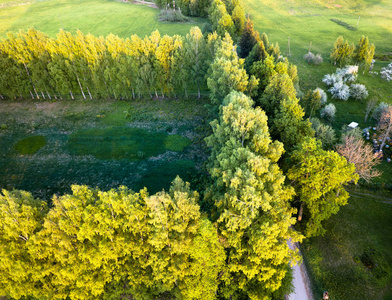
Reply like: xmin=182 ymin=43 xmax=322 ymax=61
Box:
xmin=242 ymin=0 xmax=392 ymax=112
xmin=0 ymin=0 xmax=206 ymax=38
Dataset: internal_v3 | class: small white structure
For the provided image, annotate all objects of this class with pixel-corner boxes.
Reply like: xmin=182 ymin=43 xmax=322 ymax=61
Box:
xmin=348 ymin=122 xmax=359 ymax=129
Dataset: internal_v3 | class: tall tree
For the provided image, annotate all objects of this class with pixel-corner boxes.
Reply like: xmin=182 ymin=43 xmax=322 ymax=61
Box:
xmin=183 ymin=27 xmax=208 ymax=98
xmin=377 ymin=106 xmax=392 ymax=151
xmin=207 ymin=33 xmax=256 ymax=104
xmin=208 ymin=0 xmax=235 ymax=37
xmin=354 ymin=35 xmax=375 ymax=73
xmin=0 ymin=190 xmax=48 ymax=299
xmin=205 ymin=91 xmax=302 ymax=299
xmin=287 ymin=137 xmax=358 ymax=237
xmin=336 ymin=135 xmax=382 ymax=182
xmin=238 ymin=16 xmax=260 ymax=58
xmin=330 ymin=36 xmax=354 ymax=67
xmin=260 ymin=73 xmax=314 ymax=152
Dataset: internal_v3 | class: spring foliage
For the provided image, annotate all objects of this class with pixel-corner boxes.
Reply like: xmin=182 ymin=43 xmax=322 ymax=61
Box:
xmin=287 ymin=137 xmax=358 ymax=237
xmin=0 ymin=178 xmax=225 ymax=300
xmin=0 ymin=27 xmax=223 ymax=100
xmin=205 ymin=91 xmax=302 ymax=299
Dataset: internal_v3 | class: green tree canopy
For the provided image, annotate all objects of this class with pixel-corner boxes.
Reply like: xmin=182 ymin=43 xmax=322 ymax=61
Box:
xmin=287 ymin=137 xmax=359 ymax=237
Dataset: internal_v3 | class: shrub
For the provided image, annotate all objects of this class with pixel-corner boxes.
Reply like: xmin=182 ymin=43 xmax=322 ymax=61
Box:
xmin=314 ymin=87 xmax=327 ymax=105
xmin=0 ymin=124 xmax=7 ymax=130
xmin=310 ymin=117 xmax=337 ymax=149
xmin=320 ymin=103 xmax=336 ymax=121
xmin=322 ymin=73 xmax=342 ymax=86
xmin=341 ymin=124 xmax=362 ymax=142
xmin=304 ymin=52 xmax=323 ymax=65
xmin=380 ymin=63 xmax=392 ymax=82
xmin=350 ymin=84 xmax=368 ymax=101
xmin=336 ymin=65 xmax=358 ymax=83
xmin=329 ymin=81 xmax=350 ymax=101
xmin=314 ymin=54 xmax=323 ymax=65
xmin=304 ymin=52 xmax=315 ymax=64
xmin=159 ymin=9 xmax=189 ymax=22
xmin=372 ymin=102 xmax=390 ymax=121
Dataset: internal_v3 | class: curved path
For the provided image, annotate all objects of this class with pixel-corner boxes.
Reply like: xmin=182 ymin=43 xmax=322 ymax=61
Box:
xmin=286 ymin=239 xmax=314 ymax=300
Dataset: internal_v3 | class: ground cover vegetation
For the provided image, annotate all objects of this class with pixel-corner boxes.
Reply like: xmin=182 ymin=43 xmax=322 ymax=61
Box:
xmin=1 ymin=0 xmax=391 ymax=299
xmin=0 ymin=0 xmax=207 ymax=38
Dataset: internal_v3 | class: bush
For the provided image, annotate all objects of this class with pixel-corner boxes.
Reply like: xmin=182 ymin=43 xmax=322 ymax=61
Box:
xmin=340 ymin=124 xmax=362 ymax=142
xmin=304 ymin=52 xmax=323 ymax=65
xmin=320 ymin=103 xmax=336 ymax=121
xmin=372 ymin=102 xmax=390 ymax=121
xmin=314 ymin=88 xmax=327 ymax=105
xmin=314 ymin=54 xmax=323 ymax=65
xmin=159 ymin=9 xmax=189 ymax=22
xmin=0 ymin=124 xmax=7 ymax=130
xmin=329 ymin=81 xmax=350 ymax=101
xmin=322 ymin=73 xmax=342 ymax=86
xmin=310 ymin=117 xmax=337 ymax=149
xmin=350 ymin=84 xmax=368 ymax=101
xmin=336 ymin=65 xmax=358 ymax=83
xmin=380 ymin=63 xmax=392 ymax=82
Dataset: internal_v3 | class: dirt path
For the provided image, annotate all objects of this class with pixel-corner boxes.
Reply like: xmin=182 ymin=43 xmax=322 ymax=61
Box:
xmin=286 ymin=239 xmax=314 ymax=300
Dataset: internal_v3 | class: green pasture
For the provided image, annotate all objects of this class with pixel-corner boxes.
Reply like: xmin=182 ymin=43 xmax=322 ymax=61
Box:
xmin=242 ymin=0 xmax=392 ymax=122
xmin=302 ymin=186 xmax=392 ymax=299
xmin=0 ymin=0 xmax=206 ymax=38
xmin=0 ymin=97 xmax=209 ymax=199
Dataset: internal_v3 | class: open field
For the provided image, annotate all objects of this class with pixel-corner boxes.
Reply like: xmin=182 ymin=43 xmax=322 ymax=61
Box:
xmin=0 ymin=97 xmax=211 ymax=200
xmin=0 ymin=0 xmax=206 ymax=38
xmin=242 ymin=0 xmax=392 ymax=184
xmin=242 ymin=0 xmax=392 ymax=112
xmin=301 ymin=186 xmax=392 ymax=300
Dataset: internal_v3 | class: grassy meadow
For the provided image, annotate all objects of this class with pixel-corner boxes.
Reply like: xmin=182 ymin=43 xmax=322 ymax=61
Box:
xmin=242 ymin=0 xmax=392 ymax=119
xmin=301 ymin=186 xmax=392 ymax=300
xmin=0 ymin=97 xmax=211 ymax=200
xmin=0 ymin=0 xmax=206 ymax=38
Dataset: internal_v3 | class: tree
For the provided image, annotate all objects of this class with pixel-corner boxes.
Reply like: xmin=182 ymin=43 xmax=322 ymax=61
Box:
xmin=310 ymin=117 xmax=337 ymax=150
xmin=364 ymin=97 xmax=377 ymax=122
xmin=208 ymin=0 xmax=235 ymax=37
xmin=231 ymin=4 xmax=246 ymax=38
xmin=238 ymin=16 xmax=259 ymax=58
xmin=301 ymin=89 xmax=322 ymax=118
xmin=354 ymin=35 xmax=375 ymax=73
xmin=205 ymin=91 xmax=302 ymax=299
xmin=207 ymin=33 xmax=254 ymax=104
xmin=330 ymin=36 xmax=355 ymax=67
xmin=287 ymin=137 xmax=358 ymax=237
xmin=336 ymin=135 xmax=382 ymax=182
xmin=0 ymin=190 xmax=48 ymax=299
xmin=260 ymin=73 xmax=314 ymax=152
xmin=183 ymin=27 xmax=208 ymax=98
xmin=378 ymin=106 xmax=392 ymax=151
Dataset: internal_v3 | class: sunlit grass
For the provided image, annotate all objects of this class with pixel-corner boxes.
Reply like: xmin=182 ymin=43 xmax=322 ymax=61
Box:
xmin=0 ymin=0 xmax=206 ymax=38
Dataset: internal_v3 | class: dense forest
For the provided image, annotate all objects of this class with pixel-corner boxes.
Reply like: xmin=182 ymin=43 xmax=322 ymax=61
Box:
xmin=0 ymin=0 xmax=375 ymax=299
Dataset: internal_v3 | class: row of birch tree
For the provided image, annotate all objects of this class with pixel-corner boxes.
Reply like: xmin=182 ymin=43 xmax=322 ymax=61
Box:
xmin=0 ymin=27 xmax=221 ymax=100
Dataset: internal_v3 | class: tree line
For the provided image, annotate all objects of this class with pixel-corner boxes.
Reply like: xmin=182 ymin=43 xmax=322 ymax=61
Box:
xmin=0 ymin=178 xmax=226 ymax=300
xmin=0 ymin=27 xmax=219 ymax=100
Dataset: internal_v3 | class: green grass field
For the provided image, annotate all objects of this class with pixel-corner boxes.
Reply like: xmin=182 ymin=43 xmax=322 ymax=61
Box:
xmin=0 ymin=97 xmax=210 ymax=200
xmin=0 ymin=0 xmax=206 ymax=38
xmin=242 ymin=0 xmax=392 ymax=114
xmin=302 ymin=186 xmax=392 ymax=300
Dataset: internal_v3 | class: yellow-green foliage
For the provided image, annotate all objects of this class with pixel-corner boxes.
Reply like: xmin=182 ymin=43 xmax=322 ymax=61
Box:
xmin=0 ymin=177 xmax=225 ymax=300
xmin=287 ymin=137 xmax=359 ymax=237
xmin=0 ymin=190 xmax=48 ymax=299
xmin=206 ymin=91 xmax=303 ymax=299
